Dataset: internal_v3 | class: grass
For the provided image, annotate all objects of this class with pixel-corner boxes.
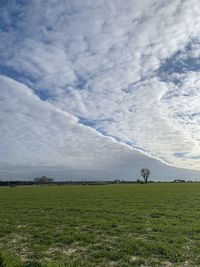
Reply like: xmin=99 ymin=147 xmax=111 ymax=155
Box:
xmin=0 ymin=183 xmax=200 ymax=266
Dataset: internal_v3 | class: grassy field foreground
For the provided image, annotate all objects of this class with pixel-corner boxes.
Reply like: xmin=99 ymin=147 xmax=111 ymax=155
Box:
xmin=0 ymin=183 xmax=200 ymax=266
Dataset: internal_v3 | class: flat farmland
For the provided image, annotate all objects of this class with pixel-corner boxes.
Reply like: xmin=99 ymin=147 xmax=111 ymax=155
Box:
xmin=0 ymin=183 xmax=200 ymax=267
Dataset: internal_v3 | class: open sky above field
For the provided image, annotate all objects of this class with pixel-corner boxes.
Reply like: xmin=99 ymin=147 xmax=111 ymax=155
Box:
xmin=0 ymin=0 xmax=200 ymax=180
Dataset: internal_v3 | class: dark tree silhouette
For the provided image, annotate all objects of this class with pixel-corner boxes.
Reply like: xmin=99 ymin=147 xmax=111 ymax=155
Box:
xmin=33 ymin=176 xmax=54 ymax=184
xmin=140 ymin=168 xmax=151 ymax=183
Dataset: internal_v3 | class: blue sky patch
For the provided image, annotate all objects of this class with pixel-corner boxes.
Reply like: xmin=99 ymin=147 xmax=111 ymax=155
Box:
xmin=158 ymin=40 xmax=200 ymax=85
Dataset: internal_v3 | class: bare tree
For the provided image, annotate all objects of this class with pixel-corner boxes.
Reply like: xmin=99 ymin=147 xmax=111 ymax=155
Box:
xmin=140 ymin=168 xmax=151 ymax=183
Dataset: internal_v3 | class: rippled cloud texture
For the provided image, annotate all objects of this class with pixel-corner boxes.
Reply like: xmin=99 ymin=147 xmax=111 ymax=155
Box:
xmin=0 ymin=0 xmax=200 ymax=179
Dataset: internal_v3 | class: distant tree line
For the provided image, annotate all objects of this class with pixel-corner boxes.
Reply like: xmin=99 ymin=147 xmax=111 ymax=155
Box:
xmin=0 ymin=180 xmax=35 ymax=187
xmin=0 ymin=176 xmax=54 ymax=187
xmin=0 ymin=173 xmax=194 ymax=187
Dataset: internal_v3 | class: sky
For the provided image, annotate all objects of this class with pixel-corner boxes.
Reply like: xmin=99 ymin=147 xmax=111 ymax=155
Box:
xmin=0 ymin=0 xmax=200 ymax=180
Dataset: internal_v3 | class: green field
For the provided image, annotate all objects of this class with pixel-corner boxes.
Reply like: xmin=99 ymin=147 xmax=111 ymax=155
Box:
xmin=0 ymin=183 xmax=200 ymax=267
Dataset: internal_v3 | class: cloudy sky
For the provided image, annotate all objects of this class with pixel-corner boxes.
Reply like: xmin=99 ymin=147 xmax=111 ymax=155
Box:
xmin=1 ymin=0 xmax=200 ymax=180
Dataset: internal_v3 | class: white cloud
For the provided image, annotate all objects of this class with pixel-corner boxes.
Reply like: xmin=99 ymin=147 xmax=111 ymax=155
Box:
xmin=1 ymin=75 xmax=200 ymax=180
xmin=0 ymin=75 xmax=125 ymax=169
xmin=0 ymin=0 xmax=200 ymax=178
